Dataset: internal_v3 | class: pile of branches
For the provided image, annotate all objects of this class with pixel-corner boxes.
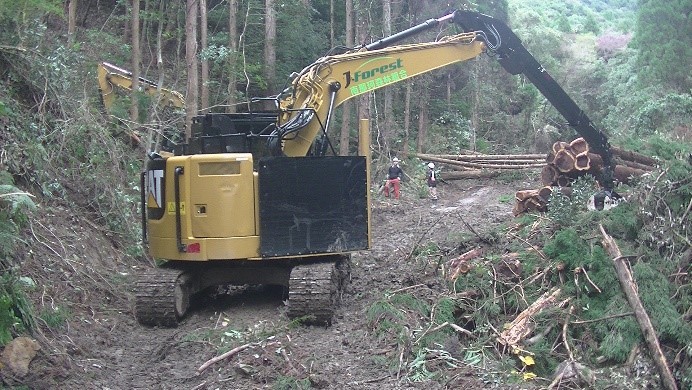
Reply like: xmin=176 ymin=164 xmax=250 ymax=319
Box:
xmin=514 ymin=138 xmax=657 ymax=215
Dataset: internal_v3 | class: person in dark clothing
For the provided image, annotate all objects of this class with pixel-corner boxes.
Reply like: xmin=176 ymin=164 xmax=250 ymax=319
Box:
xmin=426 ymin=162 xmax=438 ymax=200
xmin=384 ymin=157 xmax=403 ymax=199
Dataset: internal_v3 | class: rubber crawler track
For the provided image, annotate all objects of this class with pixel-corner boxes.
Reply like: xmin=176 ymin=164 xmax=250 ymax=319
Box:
xmin=135 ymin=267 xmax=188 ymax=327
xmin=287 ymin=258 xmax=350 ymax=325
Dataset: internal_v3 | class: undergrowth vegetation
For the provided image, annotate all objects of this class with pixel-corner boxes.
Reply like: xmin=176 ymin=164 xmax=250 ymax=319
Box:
xmin=365 ymin=135 xmax=691 ymax=387
xmin=0 ymin=7 xmax=144 ymax=346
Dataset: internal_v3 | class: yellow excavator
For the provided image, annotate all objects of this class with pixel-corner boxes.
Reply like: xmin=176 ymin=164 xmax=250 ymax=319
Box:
xmin=97 ymin=62 xmax=185 ymax=146
xmin=136 ymin=11 xmax=617 ymax=327
xmin=97 ymin=61 xmax=186 ymax=113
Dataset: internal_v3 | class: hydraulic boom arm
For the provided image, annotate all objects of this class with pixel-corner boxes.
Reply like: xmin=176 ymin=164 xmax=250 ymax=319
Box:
xmin=451 ymin=11 xmax=614 ymax=190
xmin=275 ymin=13 xmax=484 ymax=157
xmin=97 ymin=62 xmax=186 ymax=113
xmin=274 ymin=10 xmax=614 ymax=190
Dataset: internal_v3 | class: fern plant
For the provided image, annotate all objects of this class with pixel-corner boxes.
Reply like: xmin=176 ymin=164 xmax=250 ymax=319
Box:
xmin=0 ymin=170 xmax=37 ymax=344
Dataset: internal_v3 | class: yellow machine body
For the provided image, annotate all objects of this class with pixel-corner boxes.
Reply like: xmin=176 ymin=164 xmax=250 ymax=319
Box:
xmin=146 ymin=153 xmax=261 ymax=261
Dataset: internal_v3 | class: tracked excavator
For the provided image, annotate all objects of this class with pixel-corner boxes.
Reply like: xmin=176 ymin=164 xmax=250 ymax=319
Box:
xmin=97 ymin=62 xmax=186 ymax=147
xmin=136 ymin=10 xmax=617 ymax=327
xmin=97 ymin=62 xmax=186 ymax=113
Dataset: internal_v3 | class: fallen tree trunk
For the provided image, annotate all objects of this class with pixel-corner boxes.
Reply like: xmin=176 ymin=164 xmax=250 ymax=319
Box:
xmin=614 ymin=165 xmax=648 ymax=184
xmin=615 ymin=157 xmax=656 ymax=172
xmin=497 ymin=288 xmax=562 ymax=348
xmin=611 ymin=146 xmax=658 ymax=167
xmin=417 ymin=154 xmax=543 ymax=169
xmin=432 ymin=153 xmax=545 ymax=161
xmin=599 ymin=225 xmax=678 ymax=390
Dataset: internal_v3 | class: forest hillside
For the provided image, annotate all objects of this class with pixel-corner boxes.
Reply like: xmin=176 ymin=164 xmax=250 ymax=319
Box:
xmin=0 ymin=0 xmax=690 ymax=389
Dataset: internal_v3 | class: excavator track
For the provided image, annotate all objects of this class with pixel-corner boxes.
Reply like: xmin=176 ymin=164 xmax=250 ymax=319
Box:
xmin=135 ymin=267 xmax=192 ymax=327
xmin=287 ymin=257 xmax=350 ymax=325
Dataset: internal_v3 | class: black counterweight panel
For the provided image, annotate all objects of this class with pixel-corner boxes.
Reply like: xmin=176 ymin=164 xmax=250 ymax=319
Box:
xmin=258 ymin=156 xmax=368 ymax=257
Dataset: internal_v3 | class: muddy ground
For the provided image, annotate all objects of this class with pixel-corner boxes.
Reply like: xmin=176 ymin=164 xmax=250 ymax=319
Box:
xmin=5 ymin=176 xmax=570 ymax=389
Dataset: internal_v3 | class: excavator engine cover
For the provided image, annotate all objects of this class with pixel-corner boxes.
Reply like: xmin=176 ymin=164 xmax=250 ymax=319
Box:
xmin=258 ymin=156 xmax=368 ymax=257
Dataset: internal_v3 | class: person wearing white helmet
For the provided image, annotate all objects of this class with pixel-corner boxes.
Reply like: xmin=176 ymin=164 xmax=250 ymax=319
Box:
xmin=426 ymin=162 xmax=438 ymax=201
xmin=384 ymin=157 xmax=404 ymax=199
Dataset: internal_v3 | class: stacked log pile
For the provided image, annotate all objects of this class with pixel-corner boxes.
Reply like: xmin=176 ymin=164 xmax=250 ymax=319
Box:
xmin=514 ymin=138 xmax=657 ymax=215
xmin=416 ymin=152 xmax=545 ymax=180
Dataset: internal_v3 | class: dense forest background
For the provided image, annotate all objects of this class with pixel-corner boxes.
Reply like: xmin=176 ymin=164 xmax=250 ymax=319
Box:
xmin=0 ymin=0 xmax=690 ymax=388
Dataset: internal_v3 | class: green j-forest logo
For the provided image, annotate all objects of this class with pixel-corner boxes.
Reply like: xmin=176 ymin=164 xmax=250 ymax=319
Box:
xmin=343 ymin=57 xmax=408 ymax=97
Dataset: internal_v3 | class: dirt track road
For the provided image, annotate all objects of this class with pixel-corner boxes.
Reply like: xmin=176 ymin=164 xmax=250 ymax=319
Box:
xmin=13 ymin=179 xmax=527 ymax=389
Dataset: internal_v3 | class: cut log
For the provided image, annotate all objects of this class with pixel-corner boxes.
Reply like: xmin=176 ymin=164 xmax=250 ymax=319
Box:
xmin=526 ymin=197 xmax=546 ymax=212
xmin=546 ymin=151 xmax=556 ymax=165
xmin=472 ymin=158 xmax=545 ymax=164
xmin=417 ymin=154 xmax=544 ymax=170
xmin=537 ymin=186 xmax=553 ymax=203
xmin=559 ymin=187 xmax=573 ymax=197
xmin=512 ymin=200 xmax=527 ymax=216
xmin=614 ymin=165 xmax=647 ymax=184
xmin=541 ymin=165 xmax=560 ymax=186
xmin=515 ymin=189 xmax=538 ymax=202
xmin=554 ymin=149 xmax=577 ymax=173
xmin=433 ymin=154 xmax=545 ymax=161
xmin=556 ymin=175 xmax=573 ymax=187
xmin=552 ymin=141 xmax=570 ymax=155
xmin=611 ymin=146 xmax=657 ymax=167
xmin=599 ymin=225 xmax=678 ymax=390
xmin=497 ymin=288 xmax=562 ymax=348
xmin=587 ymin=152 xmax=604 ymax=171
xmin=569 ymin=137 xmax=589 ymax=155
xmin=614 ymin=157 xmax=655 ymax=172
xmin=574 ymin=151 xmax=591 ymax=171
xmin=447 ymin=247 xmax=483 ymax=280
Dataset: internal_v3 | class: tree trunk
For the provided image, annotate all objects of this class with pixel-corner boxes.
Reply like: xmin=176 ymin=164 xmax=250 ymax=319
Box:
xmin=614 ymin=165 xmax=648 ymax=184
xmin=416 ymin=81 xmax=428 ymax=153
xmin=123 ymin=1 xmax=130 ymax=45
xmin=67 ymin=0 xmax=77 ymax=46
xmin=329 ymin=0 xmax=335 ymax=47
xmin=338 ymin=0 xmax=354 ymax=155
xmin=611 ymin=146 xmax=658 ymax=167
xmin=141 ymin=0 xmax=150 ymax=67
xmin=599 ymin=225 xmax=678 ymax=390
xmin=185 ymin=0 xmax=199 ymax=140
xmin=402 ymin=81 xmax=411 ymax=158
xmin=264 ymin=0 xmax=276 ymax=96
xmin=470 ymin=59 xmax=480 ymax=151
xmin=227 ymin=0 xmax=238 ymax=113
xmin=200 ymin=0 xmax=209 ymax=113
xmin=143 ymin=1 xmax=168 ymax=154
xmin=356 ymin=1 xmax=370 ymax=134
xmin=130 ymin=0 xmax=141 ymax=125
xmin=382 ymin=0 xmax=393 ymax=155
